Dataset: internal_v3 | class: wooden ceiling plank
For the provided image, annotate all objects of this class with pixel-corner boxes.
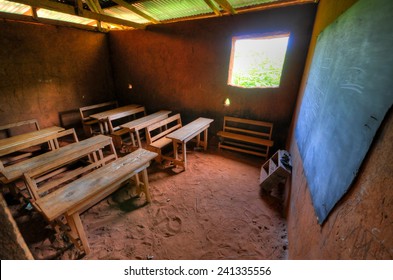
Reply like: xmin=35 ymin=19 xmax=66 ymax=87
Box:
xmin=8 ymin=0 xmax=145 ymax=29
xmin=111 ymin=0 xmax=159 ymax=24
xmin=203 ymin=0 xmax=222 ymax=16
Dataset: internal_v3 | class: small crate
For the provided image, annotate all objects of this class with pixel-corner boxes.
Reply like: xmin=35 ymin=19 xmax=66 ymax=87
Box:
xmin=260 ymin=150 xmax=292 ymax=191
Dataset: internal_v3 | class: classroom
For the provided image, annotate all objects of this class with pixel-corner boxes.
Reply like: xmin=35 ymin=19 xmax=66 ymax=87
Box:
xmin=0 ymin=0 xmax=392 ymax=260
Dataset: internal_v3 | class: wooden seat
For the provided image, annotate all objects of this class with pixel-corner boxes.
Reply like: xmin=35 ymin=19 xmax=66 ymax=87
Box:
xmin=79 ymin=101 xmax=118 ymax=137
xmin=146 ymin=114 xmax=182 ymax=163
xmin=217 ymin=116 xmax=274 ymax=158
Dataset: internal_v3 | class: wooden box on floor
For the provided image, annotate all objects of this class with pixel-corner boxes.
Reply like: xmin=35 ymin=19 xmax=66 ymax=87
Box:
xmin=260 ymin=150 xmax=291 ymax=191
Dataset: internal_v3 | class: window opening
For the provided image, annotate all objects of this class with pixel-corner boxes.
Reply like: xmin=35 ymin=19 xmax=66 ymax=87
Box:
xmin=228 ymin=34 xmax=290 ymax=88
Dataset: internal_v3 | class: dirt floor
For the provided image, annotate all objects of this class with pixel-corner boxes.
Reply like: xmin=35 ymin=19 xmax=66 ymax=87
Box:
xmin=7 ymin=144 xmax=288 ymax=260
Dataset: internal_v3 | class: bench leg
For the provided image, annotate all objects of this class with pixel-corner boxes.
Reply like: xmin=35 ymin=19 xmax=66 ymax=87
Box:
xmin=66 ymin=213 xmax=90 ymax=255
xmin=182 ymin=142 xmax=187 ymax=170
xmin=203 ymin=128 xmax=208 ymax=150
xmin=141 ymin=169 xmax=151 ymax=203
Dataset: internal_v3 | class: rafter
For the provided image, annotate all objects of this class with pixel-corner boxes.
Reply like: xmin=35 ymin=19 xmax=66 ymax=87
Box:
xmin=203 ymin=0 xmax=222 ymax=16
xmin=111 ymin=0 xmax=159 ymax=24
xmin=8 ymin=0 xmax=145 ymax=29
xmin=214 ymin=0 xmax=237 ymax=15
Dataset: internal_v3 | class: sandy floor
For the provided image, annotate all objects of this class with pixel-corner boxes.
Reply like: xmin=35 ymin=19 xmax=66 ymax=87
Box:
xmin=10 ymin=145 xmax=288 ymax=260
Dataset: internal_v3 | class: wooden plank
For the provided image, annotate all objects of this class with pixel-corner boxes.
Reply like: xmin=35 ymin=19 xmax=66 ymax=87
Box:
xmin=0 ymin=126 xmax=64 ymax=157
xmin=79 ymin=101 xmax=118 ymax=121
xmin=217 ymin=131 xmax=274 ymax=146
xmin=90 ymin=104 xmax=141 ymax=120
xmin=33 ymin=149 xmax=157 ymax=221
xmin=0 ymin=119 xmax=40 ymax=131
xmin=21 ymin=135 xmax=113 ymax=180
xmin=167 ymin=118 xmax=214 ymax=142
xmin=121 ymin=110 xmax=172 ymax=132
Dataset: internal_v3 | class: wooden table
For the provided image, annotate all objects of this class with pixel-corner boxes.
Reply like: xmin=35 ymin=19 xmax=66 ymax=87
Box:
xmin=167 ymin=117 xmax=214 ymax=170
xmin=0 ymin=126 xmax=65 ymax=157
xmin=120 ymin=110 xmax=172 ymax=147
xmin=0 ymin=135 xmax=113 ymax=185
xmin=90 ymin=104 xmax=141 ymax=134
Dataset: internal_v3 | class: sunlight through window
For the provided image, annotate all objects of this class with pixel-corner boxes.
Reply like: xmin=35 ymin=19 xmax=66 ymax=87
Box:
xmin=228 ymin=34 xmax=290 ymax=88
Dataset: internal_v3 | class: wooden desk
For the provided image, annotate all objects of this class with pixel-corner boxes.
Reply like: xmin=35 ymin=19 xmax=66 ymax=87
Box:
xmin=0 ymin=126 xmax=65 ymax=157
xmin=120 ymin=110 xmax=172 ymax=147
xmin=90 ymin=104 xmax=141 ymax=134
xmin=167 ymin=117 xmax=214 ymax=171
xmin=0 ymin=135 xmax=112 ymax=185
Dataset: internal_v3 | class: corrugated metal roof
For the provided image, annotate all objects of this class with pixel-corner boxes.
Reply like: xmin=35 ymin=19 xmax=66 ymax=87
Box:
xmin=37 ymin=8 xmax=96 ymax=26
xmin=132 ymin=0 xmax=216 ymax=21
xmin=104 ymin=5 xmax=150 ymax=24
xmin=0 ymin=0 xmax=318 ymax=32
xmin=229 ymin=0 xmax=277 ymax=9
xmin=0 ymin=0 xmax=30 ymax=15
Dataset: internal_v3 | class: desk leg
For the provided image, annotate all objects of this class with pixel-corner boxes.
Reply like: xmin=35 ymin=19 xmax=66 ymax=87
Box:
xmin=173 ymin=140 xmax=178 ymax=161
xmin=141 ymin=168 xmax=152 ymax=203
xmin=182 ymin=142 xmax=187 ymax=170
xmin=135 ymin=130 xmax=142 ymax=148
xmin=66 ymin=213 xmax=90 ymax=255
xmin=98 ymin=121 xmax=105 ymax=134
xmin=203 ymin=128 xmax=208 ymax=150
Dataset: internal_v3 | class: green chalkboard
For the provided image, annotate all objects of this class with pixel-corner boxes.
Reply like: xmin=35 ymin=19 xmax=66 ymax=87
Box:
xmin=295 ymin=0 xmax=393 ymax=224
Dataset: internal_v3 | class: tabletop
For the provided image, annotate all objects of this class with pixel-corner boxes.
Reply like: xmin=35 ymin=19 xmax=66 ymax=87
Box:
xmin=167 ymin=117 xmax=214 ymax=142
xmin=90 ymin=104 xmax=141 ymax=120
xmin=121 ymin=110 xmax=172 ymax=131
xmin=0 ymin=126 xmax=64 ymax=157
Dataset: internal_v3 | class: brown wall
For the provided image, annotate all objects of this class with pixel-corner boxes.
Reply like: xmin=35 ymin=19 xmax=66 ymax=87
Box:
xmin=0 ymin=20 xmax=115 ymax=132
xmin=286 ymin=0 xmax=393 ymax=259
xmin=0 ymin=193 xmax=33 ymax=259
xmin=108 ymin=4 xmax=317 ymax=150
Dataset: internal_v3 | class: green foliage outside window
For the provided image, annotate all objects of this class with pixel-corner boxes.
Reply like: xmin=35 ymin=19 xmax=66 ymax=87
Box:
xmin=229 ymin=35 xmax=289 ymax=88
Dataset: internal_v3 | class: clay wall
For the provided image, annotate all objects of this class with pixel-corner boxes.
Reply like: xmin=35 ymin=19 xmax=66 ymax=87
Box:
xmin=0 ymin=20 xmax=115 ymax=132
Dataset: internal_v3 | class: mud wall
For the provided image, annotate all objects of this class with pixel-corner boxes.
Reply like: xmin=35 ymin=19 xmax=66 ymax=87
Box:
xmin=0 ymin=193 xmax=33 ymax=259
xmin=108 ymin=4 xmax=317 ymax=150
xmin=286 ymin=0 xmax=393 ymax=259
xmin=0 ymin=20 xmax=115 ymax=132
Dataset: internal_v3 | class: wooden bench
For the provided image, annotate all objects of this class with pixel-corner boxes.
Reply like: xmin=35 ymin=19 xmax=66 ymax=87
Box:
xmin=146 ymin=114 xmax=182 ymax=163
xmin=108 ymin=106 xmax=146 ymax=149
xmin=0 ymin=134 xmax=110 ymax=186
xmin=120 ymin=110 xmax=172 ymax=149
xmin=217 ymin=116 xmax=274 ymax=158
xmin=23 ymin=141 xmax=157 ymax=255
xmin=0 ymin=127 xmax=76 ymax=168
xmin=79 ymin=101 xmax=118 ymax=137
xmin=0 ymin=119 xmax=42 ymax=164
xmin=167 ymin=117 xmax=214 ymax=171
xmin=0 ymin=119 xmax=40 ymax=138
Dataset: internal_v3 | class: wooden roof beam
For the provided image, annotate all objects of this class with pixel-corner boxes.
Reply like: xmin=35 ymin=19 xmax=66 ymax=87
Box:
xmin=214 ymin=0 xmax=237 ymax=15
xmin=203 ymin=0 xmax=222 ymax=16
xmin=8 ymin=0 xmax=145 ymax=29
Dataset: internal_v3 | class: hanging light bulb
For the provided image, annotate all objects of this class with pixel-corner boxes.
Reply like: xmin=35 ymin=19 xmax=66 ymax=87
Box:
xmin=224 ymin=98 xmax=231 ymax=107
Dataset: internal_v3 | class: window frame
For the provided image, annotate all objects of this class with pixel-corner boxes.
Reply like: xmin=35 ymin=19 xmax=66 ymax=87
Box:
xmin=227 ymin=32 xmax=290 ymax=89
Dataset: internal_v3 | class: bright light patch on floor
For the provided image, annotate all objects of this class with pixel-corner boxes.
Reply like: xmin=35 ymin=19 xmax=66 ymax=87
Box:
xmin=228 ymin=34 xmax=289 ymax=88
